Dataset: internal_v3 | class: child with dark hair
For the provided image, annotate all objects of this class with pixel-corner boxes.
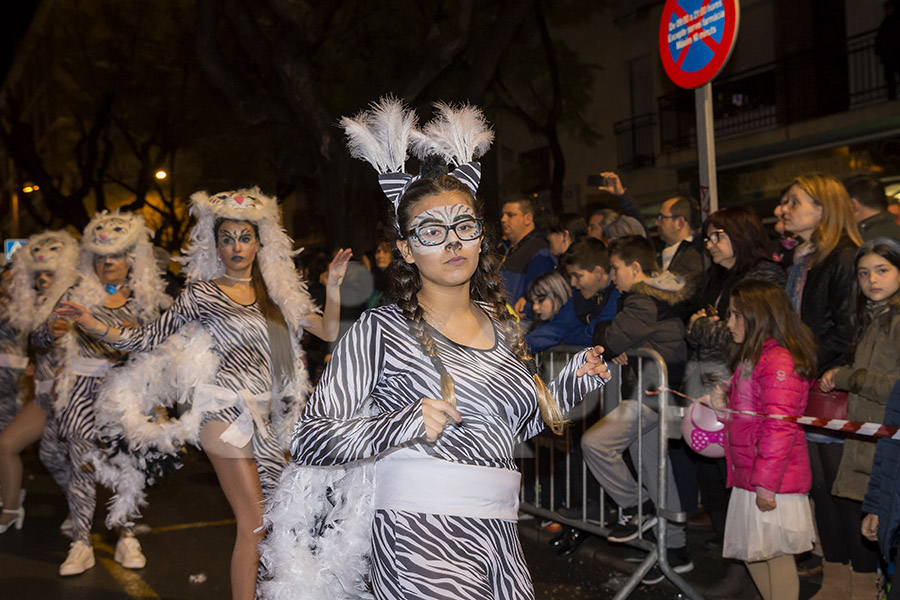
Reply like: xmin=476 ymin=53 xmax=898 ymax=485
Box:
xmin=525 ymin=240 xmax=620 ymax=353
xmin=580 ymin=234 xmax=692 ymax=584
xmin=719 ymin=279 xmax=818 ymax=600
xmin=819 ymin=238 xmax=900 ymax=597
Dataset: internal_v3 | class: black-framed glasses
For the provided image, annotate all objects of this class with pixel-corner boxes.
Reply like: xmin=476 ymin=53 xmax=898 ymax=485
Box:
xmin=656 ymin=213 xmax=679 ymax=221
xmin=704 ymin=229 xmax=727 ymax=245
xmin=408 ymin=219 xmax=484 ymax=246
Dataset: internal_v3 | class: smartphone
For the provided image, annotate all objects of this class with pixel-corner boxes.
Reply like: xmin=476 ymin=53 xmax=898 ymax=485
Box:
xmin=586 ymin=175 xmax=608 ymax=188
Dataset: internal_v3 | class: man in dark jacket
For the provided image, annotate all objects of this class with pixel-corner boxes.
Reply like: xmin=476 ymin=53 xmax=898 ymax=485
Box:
xmin=845 ymin=174 xmax=900 ymax=242
xmin=499 ymin=198 xmax=556 ymax=317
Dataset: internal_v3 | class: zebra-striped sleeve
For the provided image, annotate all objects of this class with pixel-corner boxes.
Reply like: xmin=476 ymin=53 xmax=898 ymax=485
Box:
xmin=520 ymin=348 xmax=606 ymax=441
xmin=291 ymin=311 xmax=427 ymax=465
xmin=113 ymin=285 xmax=199 ymax=353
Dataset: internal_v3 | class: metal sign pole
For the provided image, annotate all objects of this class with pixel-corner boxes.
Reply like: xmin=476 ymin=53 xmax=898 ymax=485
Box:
xmin=694 ymin=82 xmax=718 ymax=216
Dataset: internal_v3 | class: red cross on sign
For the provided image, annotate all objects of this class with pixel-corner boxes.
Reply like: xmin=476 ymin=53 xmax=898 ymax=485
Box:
xmin=659 ymin=0 xmax=740 ymax=89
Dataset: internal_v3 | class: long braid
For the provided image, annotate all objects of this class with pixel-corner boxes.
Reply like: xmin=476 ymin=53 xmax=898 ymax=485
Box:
xmin=392 ymin=257 xmax=456 ymax=408
xmin=471 ymin=243 xmax=567 ymax=434
xmin=390 ymin=173 xmax=565 ymax=434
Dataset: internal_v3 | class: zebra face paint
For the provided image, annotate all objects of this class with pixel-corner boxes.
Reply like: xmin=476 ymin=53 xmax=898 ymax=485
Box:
xmin=406 ymin=202 xmax=482 ymax=256
xmin=398 ymin=192 xmax=482 ymax=288
xmin=216 ymin=220 xmax=260 ymax=274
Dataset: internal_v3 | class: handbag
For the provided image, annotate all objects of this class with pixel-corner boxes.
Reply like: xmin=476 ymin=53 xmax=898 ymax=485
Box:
xmin=804 ymin=380 xmax=849 ymax=420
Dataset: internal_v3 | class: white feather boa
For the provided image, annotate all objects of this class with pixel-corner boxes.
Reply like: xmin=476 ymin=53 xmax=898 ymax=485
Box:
xmin=90 ymin=323 xmax=219 ymax=528
xmin=260 ymin=460 xmax=377 ymax=600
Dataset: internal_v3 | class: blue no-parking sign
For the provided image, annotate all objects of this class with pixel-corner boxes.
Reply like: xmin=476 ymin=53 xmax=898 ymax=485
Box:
xmin=4 ymin=239 xmax=27 ymax=262
xmin=659 ymin=0 xmax=740 ymax=89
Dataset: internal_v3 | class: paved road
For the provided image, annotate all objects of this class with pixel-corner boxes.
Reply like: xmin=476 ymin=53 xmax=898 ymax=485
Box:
xmin=1 ymin=449 xmax=822 ymax=599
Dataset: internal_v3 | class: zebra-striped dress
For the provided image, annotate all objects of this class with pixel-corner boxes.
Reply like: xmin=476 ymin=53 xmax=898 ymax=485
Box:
xmin=31 ymin=322 xmax=71 ymax=492
xmin=291 ymin=304 xmax=603 ymax=600
xmin=114 ymin=280 xmax=287 ymax=494
xmin=0 ymin=307 xmax=27 ymax=431
xmin=32 ymin=293 xmax=144 ymax=544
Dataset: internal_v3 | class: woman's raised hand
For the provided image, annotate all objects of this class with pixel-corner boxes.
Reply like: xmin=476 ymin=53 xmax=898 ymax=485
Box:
xmin=326 ymin=248 xmax=353 ymax=290
xmin=421 ymin=397 xmax=462 ymax=442
xmin=576 ymin=345 xmax=611 ymax=379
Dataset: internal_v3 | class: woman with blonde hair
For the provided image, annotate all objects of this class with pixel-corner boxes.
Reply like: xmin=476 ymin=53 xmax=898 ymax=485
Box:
xmin=780 ymin=173 xmax=873 ymax=600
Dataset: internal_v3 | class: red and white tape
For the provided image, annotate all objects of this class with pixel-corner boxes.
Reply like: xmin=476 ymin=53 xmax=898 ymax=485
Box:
xmin=653 ymin=388 xmax=900 ymax=441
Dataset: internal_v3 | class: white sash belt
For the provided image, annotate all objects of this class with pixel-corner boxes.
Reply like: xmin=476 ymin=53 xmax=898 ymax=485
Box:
xmin=192 ymin=383 xmax=272 ymax=448
xmin=70 ymin=357 xmax=114 ymax=377
xmin=375 ymin=448 xmax=521 ymax=521
xmin=34 ymin=378 xmax=55 ymax=396
xmin=0 ymin=353 xmax=28 ymax=370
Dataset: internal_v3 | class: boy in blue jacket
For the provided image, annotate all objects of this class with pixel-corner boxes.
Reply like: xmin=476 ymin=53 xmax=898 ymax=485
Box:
xmin=525 ymin=238 xmax=619 ymax=353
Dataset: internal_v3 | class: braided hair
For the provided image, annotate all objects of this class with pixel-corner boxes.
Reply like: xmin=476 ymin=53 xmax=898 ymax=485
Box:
xmin=387 ymin=168 xmax=567 ymax=434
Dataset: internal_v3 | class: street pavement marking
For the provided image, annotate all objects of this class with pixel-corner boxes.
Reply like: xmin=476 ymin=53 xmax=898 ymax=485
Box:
xmin=148 ymin=518 xmax=236 ymax=534
xmin=84 ymin=520 xmax=236 ymax=598
xmin=91 ymin=534 xmax=160 ymax=599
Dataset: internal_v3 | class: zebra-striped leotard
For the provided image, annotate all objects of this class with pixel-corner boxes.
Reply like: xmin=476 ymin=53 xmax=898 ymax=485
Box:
xmin=30 ymin=318 xmax=71 ymax=492
xmin=0 ymin=307 xmax=27 ymax=430
xmin=114 ymin=280 xmax=290 ymax=494
xmin=30 ymin=292 xmax=144 ymax=544
xmin=291 ymin=304 xmax=603 ymax=600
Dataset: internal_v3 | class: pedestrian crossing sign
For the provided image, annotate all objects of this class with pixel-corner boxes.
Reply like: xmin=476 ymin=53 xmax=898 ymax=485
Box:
xmin=4 ymin=239 xmax=27 ymax=262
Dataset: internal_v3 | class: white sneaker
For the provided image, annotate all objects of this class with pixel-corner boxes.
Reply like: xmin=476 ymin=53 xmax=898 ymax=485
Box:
xmin=59 ymin=541 xmax=95 ymax=576
xmin=114 ymin=534 xmax=147 ymax=569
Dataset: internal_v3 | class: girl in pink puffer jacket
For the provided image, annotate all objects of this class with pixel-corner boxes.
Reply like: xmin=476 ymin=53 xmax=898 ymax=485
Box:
xmin=720 ymin=280 xmax=818 ymax=600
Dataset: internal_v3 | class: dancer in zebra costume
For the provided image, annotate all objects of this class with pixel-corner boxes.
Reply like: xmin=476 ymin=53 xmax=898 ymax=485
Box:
xmin=0 ymin=230 xmax=79 ymax=535
xmin=263 ymin=99 xmax=610 ymax=600
xmin=57 ymin=188 xmax=350 ymax=600
xmin=0 ymin=261 xmax=28 ymax=434
xmin=40 ymin=211 xmax=170 ymax=576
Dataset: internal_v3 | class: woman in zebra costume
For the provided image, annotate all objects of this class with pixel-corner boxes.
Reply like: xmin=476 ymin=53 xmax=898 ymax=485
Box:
xmin=40 ymin=211 xmax=170 ymax=576
xmin=57 ymin=188 xmax=350 ymax=600
xmin=0 ymin=230 xmax=79 ymax=534
xmin=267 ymin=99 xmax=610 ymax=600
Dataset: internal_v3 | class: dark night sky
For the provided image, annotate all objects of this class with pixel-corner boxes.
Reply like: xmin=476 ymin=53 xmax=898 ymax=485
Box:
xmin=0 ymin=0 xmax=40 ymax=85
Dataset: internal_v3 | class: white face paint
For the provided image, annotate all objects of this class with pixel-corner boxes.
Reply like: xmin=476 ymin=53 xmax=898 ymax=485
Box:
xmin=408 ymin=203 xmax=481 ymax=256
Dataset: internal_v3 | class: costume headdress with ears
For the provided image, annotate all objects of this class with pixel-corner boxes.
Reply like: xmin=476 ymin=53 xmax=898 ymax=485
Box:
xmin=179 ymin=186 xmax=317 ymax=332
xmin=339 ymin=96 xmax=494 ymax=232
xmin=9 ymin=230 xmax=80 ymax=332
xmin=70 ymin=210 xmax=171 ymax=323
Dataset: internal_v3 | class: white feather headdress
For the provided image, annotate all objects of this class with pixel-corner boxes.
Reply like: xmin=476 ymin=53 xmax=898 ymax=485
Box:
xmin=70 ymin=210 xmax=171 ymax=323
xmin=179 ymin=186 xmax=318 ymax=333
xmin=340 ymin=97 xmax=493 ymax=217
xmin=9 ymin=230 xmax=80 ymax=332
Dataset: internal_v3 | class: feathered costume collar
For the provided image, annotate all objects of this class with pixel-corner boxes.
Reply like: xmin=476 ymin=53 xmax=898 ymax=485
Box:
xmin=9 ymin=229 xmax=80 ymax=332
xmin=179 ymin=187 xmax=317 ymax=331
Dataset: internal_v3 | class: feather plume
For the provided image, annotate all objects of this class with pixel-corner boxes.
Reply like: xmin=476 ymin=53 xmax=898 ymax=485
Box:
xmin=414 ymin=101 xmax=494 ymax=166
xmin=340 ymin=96 xmax=418 ymax=174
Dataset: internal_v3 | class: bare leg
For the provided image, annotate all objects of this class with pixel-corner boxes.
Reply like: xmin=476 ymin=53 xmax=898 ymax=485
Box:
xmin=206 ymin=451 xmax=265 ymax=600
xmin=0 ymin=402 xmax=47 ymax=525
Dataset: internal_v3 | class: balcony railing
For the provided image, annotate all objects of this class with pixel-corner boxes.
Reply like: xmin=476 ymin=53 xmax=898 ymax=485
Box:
xmin=614 ymin=112 xmax=656 ymax=170
xmin=658 ymin=28 xmax=888 ymax=152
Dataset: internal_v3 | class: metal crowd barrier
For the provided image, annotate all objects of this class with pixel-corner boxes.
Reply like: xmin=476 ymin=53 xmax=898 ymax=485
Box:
xmin=518 ymin=345 xmax=702 ymax=600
